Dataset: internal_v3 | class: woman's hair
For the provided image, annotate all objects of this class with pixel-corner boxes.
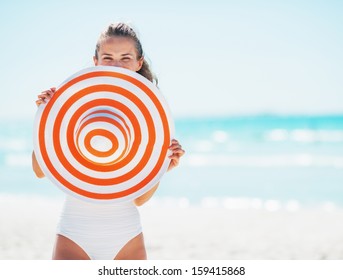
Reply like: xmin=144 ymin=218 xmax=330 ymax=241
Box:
xmin=95 ymin=22 xmax=157 ymax=85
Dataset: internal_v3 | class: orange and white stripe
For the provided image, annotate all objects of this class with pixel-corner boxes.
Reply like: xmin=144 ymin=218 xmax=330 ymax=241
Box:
xmin=33 ymin=66 xmax=174 ymax=203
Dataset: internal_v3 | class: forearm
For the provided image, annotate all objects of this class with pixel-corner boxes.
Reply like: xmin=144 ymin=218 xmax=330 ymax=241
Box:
xmin=134 ymin=182 xmax=159 ymax=206
xmin=32 ymin=151 xmax=45 ymax=178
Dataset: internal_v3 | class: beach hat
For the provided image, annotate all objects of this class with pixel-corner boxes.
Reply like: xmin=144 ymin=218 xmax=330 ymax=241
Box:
xmin=33 ymin=66 xmax=174 ymax=203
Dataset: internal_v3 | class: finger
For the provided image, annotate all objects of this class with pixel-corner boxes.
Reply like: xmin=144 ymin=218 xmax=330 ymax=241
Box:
xmin=36 ymin=99 xmax=45 ymax=106
xmin=168 ymin=147 xmax=185 ymax=156
xmin=170 ymin=139 xmax=179 ymax=145
xmin=169 ymin=143 xmax=183 ymax=150
xmin=168 ymin=153 xmax=184 ymax=163
xmin=37 ymin=97 xmax=46 ymax=103
xmin=169 ymin=148 xmax=185 ymax=156
xmin=168 ymin=158 xmax=179 ymax=167
xmin=41 ymin=90 xmax=52 ymax=96
xmin=37 ymin=96 xmax=47 ymax=103
xmin=38 ymin=93 xmax=50 ymax=99
xmin=37 ymin=96 xmax=48 ymax=104
xmin=168 ymin=155 xmax=180 ymax=161
xmin=40 ymin=89 xmax=55 ymax=97
xmin=38 ymin=92 xmax=53 ymax=102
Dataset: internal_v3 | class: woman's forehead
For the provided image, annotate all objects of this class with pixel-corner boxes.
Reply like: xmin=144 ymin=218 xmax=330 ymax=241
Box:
xmin=98 ymin=37 xmax=136 ymax=52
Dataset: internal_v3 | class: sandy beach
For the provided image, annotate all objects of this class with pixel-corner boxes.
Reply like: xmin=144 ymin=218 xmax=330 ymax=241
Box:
xmin=1 ymin=194 xmax=343 ymax=260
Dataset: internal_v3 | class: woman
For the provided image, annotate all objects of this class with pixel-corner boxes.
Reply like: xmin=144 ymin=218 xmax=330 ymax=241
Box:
xmin=32 ymin=22 xmax=185 ymax=260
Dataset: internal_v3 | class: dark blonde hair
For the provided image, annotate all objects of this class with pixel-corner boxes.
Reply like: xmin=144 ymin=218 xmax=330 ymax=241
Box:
xmin=95 ymin=23 xmax=157 ymax=85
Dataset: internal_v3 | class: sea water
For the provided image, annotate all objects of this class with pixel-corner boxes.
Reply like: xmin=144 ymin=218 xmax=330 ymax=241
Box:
xmin=1 ymin=115 xmax=343 ymax=210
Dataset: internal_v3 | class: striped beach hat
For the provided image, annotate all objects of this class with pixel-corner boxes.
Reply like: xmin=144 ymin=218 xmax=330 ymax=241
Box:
xmin=33 ymin=66 xmax=174 ymax=203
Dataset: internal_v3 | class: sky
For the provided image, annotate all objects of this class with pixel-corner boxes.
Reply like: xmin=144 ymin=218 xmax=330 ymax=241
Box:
xmin=0 ymin=0 xmax=342 ymax=120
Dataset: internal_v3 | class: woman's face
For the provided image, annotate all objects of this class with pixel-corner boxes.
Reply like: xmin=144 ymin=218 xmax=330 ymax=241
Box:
xmin=93 ymin=36 xmax=143 ymax=71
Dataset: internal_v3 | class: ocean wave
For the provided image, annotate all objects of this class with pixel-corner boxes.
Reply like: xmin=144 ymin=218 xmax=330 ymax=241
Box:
xmin=211 ymin=130 xmax=229 ymax=143
xmin=147 ymin=196 xmax=339 ymax=212
xmin=184 ymin=154 xmax=343 ymax=168
xmin=0 ymin=138 xmax=30 ymax=152
xmin=190 ymin=129 xmax=343 ymax=154
xmin=265 ymin=129 xmax=343 ymax=143
xmin=4 ymin=153 xmax=31 ymax=167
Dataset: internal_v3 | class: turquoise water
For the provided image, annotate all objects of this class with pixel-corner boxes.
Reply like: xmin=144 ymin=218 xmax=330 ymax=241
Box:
xmin=1 ymin=115 xmax=343 ymax=208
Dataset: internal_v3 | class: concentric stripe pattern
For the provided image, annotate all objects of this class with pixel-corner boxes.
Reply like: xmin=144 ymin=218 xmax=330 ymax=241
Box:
xmin=33 ymin=66 xmax=174 ymax=203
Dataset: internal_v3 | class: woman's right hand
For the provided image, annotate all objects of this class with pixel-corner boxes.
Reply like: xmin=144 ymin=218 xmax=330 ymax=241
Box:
xmin=36 ymin=87 xmax=56 ymax=106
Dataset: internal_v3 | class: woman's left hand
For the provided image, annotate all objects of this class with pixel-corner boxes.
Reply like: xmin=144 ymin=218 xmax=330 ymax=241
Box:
xmin=167 ymin=139 xmax=185 ymax=171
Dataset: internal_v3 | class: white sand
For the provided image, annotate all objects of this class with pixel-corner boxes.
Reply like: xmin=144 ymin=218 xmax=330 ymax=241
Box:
xmin=1 ymin=194 xmax=343 ymax=260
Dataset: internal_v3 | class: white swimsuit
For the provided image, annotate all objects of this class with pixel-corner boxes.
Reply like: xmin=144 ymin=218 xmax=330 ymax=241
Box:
xmin=56 ymin=196 xmax=142 ymax=260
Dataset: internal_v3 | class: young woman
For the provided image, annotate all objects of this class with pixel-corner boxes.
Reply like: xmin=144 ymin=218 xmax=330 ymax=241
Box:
xmin=32 ymin=22 xmax=185 ymax=260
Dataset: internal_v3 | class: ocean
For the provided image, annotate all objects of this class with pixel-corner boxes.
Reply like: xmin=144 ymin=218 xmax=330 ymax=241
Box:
xmin=1 ymin=115 xmax=343 ymax=210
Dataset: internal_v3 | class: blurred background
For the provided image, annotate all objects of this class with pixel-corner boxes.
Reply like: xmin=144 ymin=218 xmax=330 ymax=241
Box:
xmin=1 ymin=0 xmax=343 ymax=210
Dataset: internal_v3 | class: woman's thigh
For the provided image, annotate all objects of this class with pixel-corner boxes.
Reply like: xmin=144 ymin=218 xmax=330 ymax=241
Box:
xmin=52 ymin=234 xmax=90 ymax=260
xmin=114 ymin=233 xmax=147 ymax=260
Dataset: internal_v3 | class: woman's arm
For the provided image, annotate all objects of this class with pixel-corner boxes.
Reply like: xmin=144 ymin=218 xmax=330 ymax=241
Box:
xmin=32 ymin=88 xmax=56 ymax=178
xmin=134 ymin=139 xmax=185 ymax=206
xmin=134 ymin=183 xmax=159 ymax=206
xmin=32 ymin=151 xmax=45 ymax=178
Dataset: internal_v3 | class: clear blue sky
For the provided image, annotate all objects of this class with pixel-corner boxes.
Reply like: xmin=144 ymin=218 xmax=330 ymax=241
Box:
xmin=0 ymin=0 xmax=342 ymax=119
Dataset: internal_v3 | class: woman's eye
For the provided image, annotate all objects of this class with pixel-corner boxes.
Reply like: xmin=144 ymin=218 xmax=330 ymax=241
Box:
xmin=104 ymin=57 xmax=112 ymax=60
xmin=122 ymin=57 xmax=131 ymax=61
